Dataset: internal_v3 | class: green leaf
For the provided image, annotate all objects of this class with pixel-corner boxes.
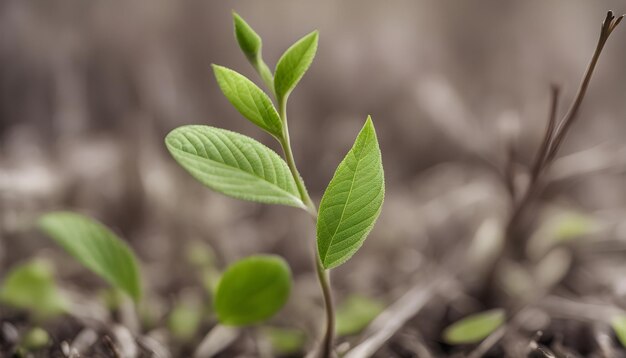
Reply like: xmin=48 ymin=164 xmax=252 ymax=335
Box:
xmin=274 ymin=31 xmax=318 ymax=104
xmin=612 ymin=315 xmax=626 ymax=348
xmin=0 ymin=260 xmax=68 ymax=319
xmin=165 ymin=125 xmax=305 ymax=209
xmin=336 ymin=295 xmax=384 ymax=336
xmin=212 ymin=65 xmax=282 ymax=137
xmin=443 ymin=309 xmax=506 ymax=345
xmin=214 ymin=255 xmax=291 ymax=326
xmin=317 ymin=117 xmax=385 ymax=269
xmin=233 ymin=12 xmax=262 ymax=64
xmin=38 ymin=212 xmax=142 ymax=302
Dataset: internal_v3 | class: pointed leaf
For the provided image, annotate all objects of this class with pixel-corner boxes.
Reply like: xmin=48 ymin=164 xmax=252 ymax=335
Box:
xmin=165 ymin=125 xmax=305 ymax=208
xmin=233 ymin=12 xmax=262 ymax=64
xmin=212 ymin=65 xmax=282 ymax=136
xmin=317 ymin=117 xmax=384 ymax=269
xmin=38 ymin=212 xmax=142 ymax=302
xmin=274 ymin=31 xmax=318 ymax=104
xmin=443 ymin=309 xmax=506 ymax=345
xmin=0 ymin=260 xmax=68 ymax=319
xmin=215 ymin=255 xmax=292 ymax=326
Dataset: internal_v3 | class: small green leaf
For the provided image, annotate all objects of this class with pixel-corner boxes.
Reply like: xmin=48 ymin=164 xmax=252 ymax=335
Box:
xmin=0 ymin=260 xmax=68 ymax=319
xmin=336 ymin=295 xmax=384 ymax=336
xmin=317 ymin=117 xmax=385 ymax=269
xmin=165 ymin=125 xmax=305 ymax=209
xmin=443 ymin=309 xmax=506 ymax=345
xmin=214 ymin=255 xmax=291 ymax=326
xmin=212 ymin=65 xmax=282 ymax=136
xmin=38 ymin=212 xmax=142 ymax=302
xmin=274 ymin=31 xmax=318 ymax=104
xmin=612 ymin=315 xmax=626 ymax=347
xmin=233 ymin=12 xmax=262 ymax=64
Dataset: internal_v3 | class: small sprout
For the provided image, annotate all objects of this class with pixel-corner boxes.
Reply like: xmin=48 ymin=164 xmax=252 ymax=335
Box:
xmin=262 ymin=327 xmax=306 ymax=355
xmin=611 ymin=315 xmax=626 ymax=348
xmin=527 ymin=211 xmax=598 ymax=259
xmin=214 ymin=255 xmax=291 ymax=326
xmin=317 ymin=117 xmax=385 ymax=269
xmin=443 ymin=309 xmax=506 ymax=345
xmin=335 ymin=295 xmax=384 ymax=336
xmin=0 ymin=259 xmax=68 ymax=319
xmin=20 ymin=327 xmax=50 ymax=351
xmin=38 ymin=212 xmax=142 ymax=303
xmin=168 ymin=299 xmax=203 ymax=341
xmin=185 ymin=241 xmax=216 ymax=269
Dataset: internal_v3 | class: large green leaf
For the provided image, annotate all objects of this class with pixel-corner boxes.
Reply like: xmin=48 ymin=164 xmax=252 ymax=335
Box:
xmin=0 ymin=260 xmax=68 ymax=319
xmin=443 ymin=309 xmax=505 ymax=345
xmin=274 ymin=31 xmax=318 ymax=104
xmin=317 ymin=117 xmax=384 ymax=269
xmin=165 ymin=125 xmax=305 ymax=209
xmin=38 ymin=212 xmax=142 ymax=302
xmin=212 ymin=65 xmax=282 ymax=137
xmin=214 ymin=255 xmax=292 ymax=326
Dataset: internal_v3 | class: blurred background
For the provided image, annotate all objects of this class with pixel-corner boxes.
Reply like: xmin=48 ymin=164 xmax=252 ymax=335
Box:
xmin=1 ymin=1 xmax=626 ymax=356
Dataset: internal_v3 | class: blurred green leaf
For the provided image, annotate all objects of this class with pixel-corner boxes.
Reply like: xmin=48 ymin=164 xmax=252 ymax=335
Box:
xmin=335 ymin=295 xmax=384 ymax=336
xmin=38 ymin=212 xmax=142 ymax=302
xmin=274 ymin=31 xmax=318 ymax=104
xmin=169 ymin=300 xmax=203 ymax=341
xmin=612 ymin=315 xmax=626 ymax=348
xmin=20 ymin=327 xmax=50 ymax=351
xmin=166 ymin=125 xmax=305 ymax=209
xmin=0 ymin=260 xmax=68 ymax=319
xmin=262 ymin=327 xmax=306 ymax=355
xmin=185 ymin=240 xmax=217 ymax=269
xmin=443 ymin=309 xmax=505 ymax=345
xmin=527 ymin=211 xmax=598 ymax=258
xmin=212 ymin=65 xmax=282 ymax=136
xmin=215 ymin=255 xmax=291 ymax=326
xmin=317 ymin=117 xmax=385 ymax=269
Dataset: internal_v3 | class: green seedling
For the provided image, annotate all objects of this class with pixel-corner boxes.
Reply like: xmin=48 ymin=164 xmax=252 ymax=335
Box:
xmin=165 ymin=12 xmax=384 ymax=356
xmin=38 ymin=212 xmax=142 ymax=302
xmin=442 ymin=309 xmax=505 ymax=345
xmin=214 ymin=255 xmax=291 ymax=326
xmin=0 ymin=259 xmax=68 ymax=320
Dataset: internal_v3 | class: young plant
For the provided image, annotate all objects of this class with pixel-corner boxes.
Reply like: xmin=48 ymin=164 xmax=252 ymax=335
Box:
xmin=165 ymin=12 xmax=385 ymax=356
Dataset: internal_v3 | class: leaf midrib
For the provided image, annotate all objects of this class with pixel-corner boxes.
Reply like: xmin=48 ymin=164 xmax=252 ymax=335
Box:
xmin=322 ymin=129 xmax=372 ymax=262
xmin=171 ymin=146 xmax=303 ymax=206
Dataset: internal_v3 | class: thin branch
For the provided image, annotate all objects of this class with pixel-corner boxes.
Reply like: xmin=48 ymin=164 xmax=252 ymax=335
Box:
xmin=531 ymin=85 xmax=560 ymax=182
xmin=545 ymin=11 xmax=624 ymax=165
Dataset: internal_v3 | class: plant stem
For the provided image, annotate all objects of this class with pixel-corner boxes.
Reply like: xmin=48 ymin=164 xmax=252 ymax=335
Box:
xmin=277 ymin=99 xmax=335 ymax=358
